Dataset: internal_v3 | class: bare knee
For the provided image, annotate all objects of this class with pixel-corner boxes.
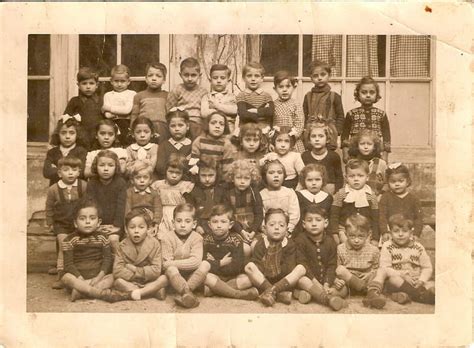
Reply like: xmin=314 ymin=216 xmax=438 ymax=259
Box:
xmin=245 ymin=262 xmax=257 ymax=274
xmin=165 ymin=266 xmax=179 ymax=277
xmin=200 ymin=260 xmax=211 ymax=272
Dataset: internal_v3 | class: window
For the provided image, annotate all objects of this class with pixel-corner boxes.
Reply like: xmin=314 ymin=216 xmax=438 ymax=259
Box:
xmin=259 ymin=35 xmax=298 ymax=76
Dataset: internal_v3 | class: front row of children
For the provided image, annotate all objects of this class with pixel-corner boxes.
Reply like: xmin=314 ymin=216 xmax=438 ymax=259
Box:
xmin=62 ymin=198 xmax=434 ymax=310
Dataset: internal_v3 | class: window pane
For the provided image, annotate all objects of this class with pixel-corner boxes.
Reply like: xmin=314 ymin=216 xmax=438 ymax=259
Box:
xmin=129 ymin=81 xmax=147 ymax=93
xmin=79 ymin=35 xmax=117 ymax=77
xmin=27 ymin=80 xmax=50 ymax=142
xmin=303 ymin=35 xmax=342 ymax=77
xmin=346 ymin=35 xmax=386 ymax=77
xmin=28 ymin=34 xmax=50 ymax=76
xmin=390 ymin=35 xmax=430 ymax=77
xmin=260 ymin=35 xmax=298 ymax=76
xmin=122 ymin=35 xmax=160 ymax=77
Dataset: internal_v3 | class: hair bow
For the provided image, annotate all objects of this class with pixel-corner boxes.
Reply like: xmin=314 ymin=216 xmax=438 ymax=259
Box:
xmin=169 ymin=106 xmax=186 ymax=112
xmin=288 ymin=127 xmax=297 ymax=137
xmin=261 ymin=126 xmax=272 ymax=135
xmin=60 ymin=114 xmax=81 ymax=123
xmin=388 ymin=162 xmax=402 ymax=170
xmin=266 ymin=126 xmax=278 ymax=138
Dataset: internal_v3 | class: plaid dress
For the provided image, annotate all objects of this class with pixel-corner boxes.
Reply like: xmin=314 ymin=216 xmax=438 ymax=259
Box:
xmin=273 ymin=98 xmax=305 ymax=153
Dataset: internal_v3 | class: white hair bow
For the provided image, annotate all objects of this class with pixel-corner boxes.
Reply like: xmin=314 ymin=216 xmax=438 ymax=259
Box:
xmin=60 ymin=114 xmax=81 ymax=123
xmin=388 ymin=162 xmax=402 ymax=170
xmin=169 ymin=106 xmax=186 ymax=112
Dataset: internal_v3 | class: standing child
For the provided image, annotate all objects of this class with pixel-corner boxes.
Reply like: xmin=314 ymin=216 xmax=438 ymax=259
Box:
xmin=45 ymin=157 xmax=87 ymax=288
xmin=301 ymin=122 xmax=343 ymax=194
xmin=201 ymin=64 xmax=238 ymax=134
xmin=231 ymin=123 xmax=267 ymax=168
xmin=364 ymin=214 xmax=434 ymax=308
xmin=342 ymin=76 xmax=391 ymax=163
xmin=272 ymin=70 xmax=305 ymax=152
xmin=294 ymin=206 xmax=346 ymax=311
xmin=63 ymin=67 xmax=103 ymax=149
xmin=60 ymin=200 xmax=131 ymax=302
xmin=330 ymin=159 xmax=379 ymax=245
xmin=245 ymin=208 xmax=306 ymax=307
xmin=303 ymin=60 xmax=344 ymax=150
xmin=161 ymin=203 xmax=205 ymax=308
xmin=43 ymin=115 xmax=88 ymax=186
xmin=379 ymin=163 xmax=423 ymax=242
xmin=84 ymin=120 xmax=128 ymax=178
xmin=131 ymin=62 xmax=169 ymax=142
xmin=166 ymin=58 xmax=208 ymax=140
xmin=259 ymin=160 xmax=300 ymax=237
xmin=86 ymin=150 xmax=127 ymax=253
xmin=113 ymin=209 xmax=168 ymax=301
xmin=102 ymin=64 xmax=137 ymax=146
xmin=126 ymin=117 xmax=159 ymax=172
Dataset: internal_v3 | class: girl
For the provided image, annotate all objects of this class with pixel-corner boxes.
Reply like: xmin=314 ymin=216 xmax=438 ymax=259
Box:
xmin=272 ymin=70 xmax=305 ymax=153
xmin=259 ymin=159 xmax=300 ymax=236
xmin=301 ymin=122 xmax=343 ymax=194
xmin=342 ymin=76 xmax=391 ymax=163
xmin=379 ymin=163 xmax=423 ymax=241
xmin=85 ymin=150 xmax=127 ymax=254
xmin=126 ymin=116 xmax=159 ymax=172
xmin=151 ymin=153 xmax=194 ymax=237
xmin=348 ymin=129 xmax=387 ymax=196
xmin=260 ymin=127 xmax=304 ymax=189
xmin=84 ymin=119 xmax=128 ymax=178
xmin=43 ymin=115 xmax=88 ymax=186
xmin=231 ymin=123 xmax=267 ymax=168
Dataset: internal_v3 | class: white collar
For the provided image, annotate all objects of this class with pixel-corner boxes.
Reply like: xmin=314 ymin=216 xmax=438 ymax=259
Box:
xmin=134 ymin=187 xmax=151 ymax=194
xmin=58 ymin=179 xmax=78 ymax=189
xmin=245 ymin=87 xmax=264 ymax=95
xmin=262 ymin=234 xmax=288 ymax=248
xmin=344 ymin=184 xmax=372 ymax=195
xmin=130 ymin=143 xmax=153 ymax=151
xmin=311 ymin=150 xmax=328 ymax=161
xmin=344 ymin=184 xmax=373 ymax=208
xmin=299 ymin=189 xmax=328 ymax=203
xmin=169 ymin=138 xmax=192 ymax=146
xmin=211 ymin=89 xmax=228 ymax=96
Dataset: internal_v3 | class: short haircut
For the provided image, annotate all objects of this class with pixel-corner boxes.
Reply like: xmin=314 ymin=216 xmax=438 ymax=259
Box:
xmin=145 ymin=62 xmax=167 ymax=77
xmin=202 ymin=112 xmax=230 ymax=136
xmin=50 ymin=117 xmax=85 ymax=147
xmin=74 ymin=198 xmax=101 ymax=220
xmin=354 ymin=76 xmax=381 ymax=103
xmin=173 ymin=203 xmax=196 ymax=219
xmin=305 ymin=121 xmax=332 ymax=146
xmin=271 ymin=126 xmax=296 ymax=148
xmin=261 ymin=159 xmax=286 ymax=185
xmin=77 ymin=67 xmax=99 ymax=83
xmin=180 ymin=57 xmax=200 ymax=72
xmin=349 ymin=129 xmax=382 ymax=158
xmin=225 ymin=159 xmax=261 ymax=184
xmin=166 ymin=109 xmax=190 ymax=124
xmin=198 ymin=156 xmax=218 ymax=173
xmin=209 ymin=204 xmax=234 ymax=220
xmin=345 ymin=214 xmax=371 ymax=235
xmin=264 ymin=208 xmax=289 ymax=224
xmin=345 ymin=158 xmax=370 ymax=174
xmin=57 ymin=156 xmax=83 ymax=170
xmin=388 ymin=214 xmax=414 ymax=231
xmin=166 ymin=153 xmax=188 ymax=172
xmin=125 ymin=208 xmax=152 ymax=228
xmin=303 ymin=205 xmax=328 ymax=220
xmin=309 ymin=60 xmax=331 ymax=75
xmin=91 ymin=150 xmax=121 ymax=177
xmin=273 ymin=70 xmax=297 ymax=87
xmin=111 ymin=64 xmax=130 ymax=78
xmin=128 ymin=160 xmax=153 ymax=178
xmin=385 ymin=164 xmax=412 ymax=186
xmin=210 ymin=64 xmax=231 ymax=78
xmin=299 ymin=163 xmax=327 ymax=188
xmin=242 ymin=62 xmax=265 ymax=77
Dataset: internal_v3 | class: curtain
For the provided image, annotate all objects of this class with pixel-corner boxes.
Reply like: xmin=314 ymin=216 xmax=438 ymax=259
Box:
xmin=311 ymin=35 xmax=343 ymax=76
xmin=390 ymin=35 xmax=430 ymax=77
xmin=346 ymin=35 xmax=379 ymax=77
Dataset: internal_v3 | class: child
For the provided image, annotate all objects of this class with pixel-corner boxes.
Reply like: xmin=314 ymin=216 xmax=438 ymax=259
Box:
xmin=152 ymin=153 xmax=194 ymax=237
xmin=260 ymin=126 xmax=304 ymax=189
xmin=231 ymin=123 xmax=267 ymax=168
xmin=63 ymin=67 xmax=103 ymax=149
xmin=84 ymin=120 xmax=128 ymax=178
xmin=126 ymin=116 xmax=159 ymax=172
xmin=259 ymin=160 xmax=300 ymax=236
xmin=294 ymin=206 xmax=346 ymax=311
xmin=236 ymin=62 xmax=274 ymax=131
xmin=200 ymin=204 xmax=259 ymax=300
xmin=342 ymin=76 xmax=391 ymax=163
xmin=301 ymin=122 xmax=343 ymax=194
xmin=364 ymin=214 xmax=434 ymax=308
xmin=125 ymin=160 xmax=163 ymax=233
xmin=102 ymin=64 xmax=137 ymax=146
xmin=335 ymin=214 xmax=380 ymax=296
xmin=43 ymin=115 xmax=88 ymax=186
xmin=60 ymin=200 xmax=131 ymax=302
xmin=155 ymin=109 xmax=192 ymax=179
xmin=86 ymin=150 xmax=127 ymax=253
xmin=245 ymin=208 xmax=306 ymax=307
xmin=45 ymin=157 xmax=87 ymax=288
xmin=303 ymin=60 xmax=344 ymax=151
xmin=161 ymin=203 xmax=205 ymax=308
xmin=113 ymin=209 xmax=168 ymax=301
xmin=131 ymin=62 xmax=168 ymax=142
xmin=379 ymin=163 xmax=423 ymax=241
xmin=272 ymin=70 xmax=305 ymax=153
xmin=348 ymin=129 xmax=387 ymax=196
xmin=166 ymin=58 xmax=208 ymax=140
xmin=330 ymin=159 xmax=379 ymax=245
xmin=201 ymin=64 xmax=238 ymax=133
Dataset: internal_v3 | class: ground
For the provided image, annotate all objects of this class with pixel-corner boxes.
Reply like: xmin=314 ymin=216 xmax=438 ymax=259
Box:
xmin=27 ymin=273 xmax=434 ymax=314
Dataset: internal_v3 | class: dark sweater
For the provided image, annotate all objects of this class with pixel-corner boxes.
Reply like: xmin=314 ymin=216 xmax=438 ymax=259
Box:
xmin=301 ymin=150 xmax=344 ymax=190
xmin=203 ymin=232 xmax=245 ymax=277
xmin=251 ymin=236 xmax=297 ymax=281
xmin=379 ymin=191 xmax=423 ymax=237
xmin=43 ymin=146 xmax=88 ymax=186
xmin=155 ymin=139 xmax=192 ymax=179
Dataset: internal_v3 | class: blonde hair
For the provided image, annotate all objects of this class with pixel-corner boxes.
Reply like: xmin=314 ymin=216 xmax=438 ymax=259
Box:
xmin=225 ymin=159 xmax=261 ymax=184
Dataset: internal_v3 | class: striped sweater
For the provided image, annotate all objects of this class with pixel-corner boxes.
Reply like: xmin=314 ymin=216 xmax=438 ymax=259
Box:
xmin=191 ymin=134 xmax=235 ymax=179
xmin=236 ymin=88 xmax=274 ymax=127
xmin=166 ymin=84 xmax=208 ymax=124
xmin=131 ymin=88 xmax=168 ymax=125
xmin=160 ymin=231 xmax=203 ymax=272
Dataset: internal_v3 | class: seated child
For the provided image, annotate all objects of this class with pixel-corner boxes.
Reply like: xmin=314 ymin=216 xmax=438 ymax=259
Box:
xmin=245 ymin=208 xmax=306 ymax=307
xmin=161 ymin=203 xmax=205 ymax=308
xmin=60 ymin=199 xmax=131 ymax=303
xmin=45 ymin=156 xmax=87 ymax=288
xmin=199 ymin=205 xmax=259 ymax=300
xmin=363 ymin=214 xmax=435 ymax=309
xmin=113 ymin=209 xmax=168 ymax=301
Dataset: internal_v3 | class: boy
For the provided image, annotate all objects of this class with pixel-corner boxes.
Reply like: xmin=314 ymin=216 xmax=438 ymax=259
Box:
xmin=45 ymin=156 xmax=87 ymax=289
xmin=245 ymin=208 xmax=306 ymax=307
xmin=236 ymin=62 xmax=274 ymax=132
xmin=364 ymin=214 xmax=435 ymax=309
xmin=161 ymin=203 xmax=206 ymax=308
xmin=102 ymin=64 xmax=137 ymax=146
xmin=60 ymin=199 xmax=131 ymax=302
xmin=201 ymin=64 xmax=238 ymax=133
xmin=166 ymin=58 xmax=208 ymax=140
xmin=113 ymin=209 xmax=168 ymax=301
xmin=294 ymin=206 xmax=346 ymax=311
xmin=199 ymin=205 xmax=259 ymax=300
xmin=131 ymin=62 xmax=168 ymax=142
xmin=64 ymin=67 xmax=103 ymax=149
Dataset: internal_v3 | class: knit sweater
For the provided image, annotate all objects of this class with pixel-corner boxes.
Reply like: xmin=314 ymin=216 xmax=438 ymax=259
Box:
xmin=43 ymin=146 xmax=88 ymax=186
xmin=131 ymin=88 xmax=168 ymax=125
xmin=166 ymin=84 xmax=208 ymax=124
xmin=125 ymin=186 xmax=163 ymax=225
xmin=191 ymin=134 xmax=234 ymax=178
xmin=301 ymin=150 xmax=344 ymax=190
xmin=379 ymin=191 xmax=423 ymax=237
xmin=203 ymin=232 xmax=245 ymax=276
xmin=337 ymin=241 xmax=380 ymax=275
xmin=236 ymin=88 xmax=274 ymax=127
xmin=103 ymin=89 xmax=136 ymax=118
xmin=260 ymin=186 xmax=300 ymax=233
xmin=251 ymin=235 xmax=297 ymax=280
xmin=160 ymin=231 xmax=203 ymax=271
xmin=155 ymin=138 xmax=192 ymax=179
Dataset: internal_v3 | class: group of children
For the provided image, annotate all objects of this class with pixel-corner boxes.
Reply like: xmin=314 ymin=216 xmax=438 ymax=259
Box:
xmin=42 ymin=57 xmax=435 ymax=310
